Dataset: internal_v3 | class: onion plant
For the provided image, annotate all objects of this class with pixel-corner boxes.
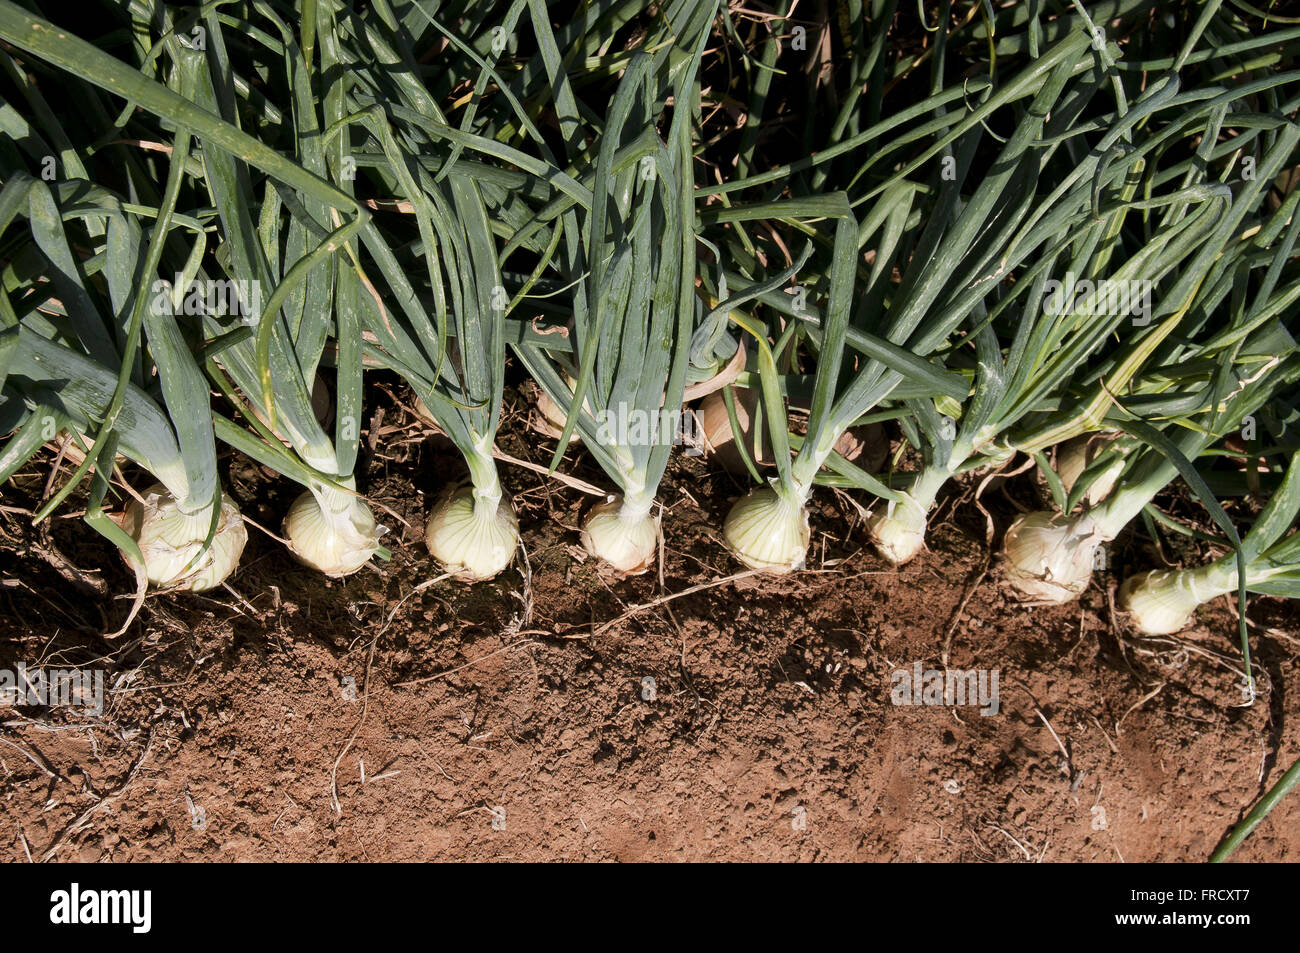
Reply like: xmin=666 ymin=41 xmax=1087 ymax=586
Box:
xmin=0 ymin=93 xmax=246 ymax=595
xmin=1001 ymin=117 xmax=1300 ymax=603
xmin=1004 ymin=323 xmax=1300 ymax=604
xmin=292 ymin=0 xmax=533 ymax=581
xmin=508 ymin=3 xmax=714 ymax=573
xmin=867 ymin=59 xmax=1279 ymax=566
xmin=2 ymin=0 xmax=385 ymax=577
xmin=868 ymin=193 xmax=1229 ymax=565
xmin=352 ymin=167 xmax=522 ymax=582
xmin=1120 ymin=447 xmax=1300 ymax=635
xmin=168 ymin=6 xmax=384 ymax=577
xmin=721 ymin=27 xmax=1108 ymax=571
xmin=3 ymin=328 xmax=246 ymax=593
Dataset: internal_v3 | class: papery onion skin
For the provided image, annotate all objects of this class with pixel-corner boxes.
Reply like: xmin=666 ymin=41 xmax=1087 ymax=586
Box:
xmin=698 ymin=389 xmax=887 ymax=475
xmin=535 ymin=384 xmax=583 ymax=446
xmin=426 ymin=486 xmax=520 ymax=581
xmin=722 ymin=486 xmax=810 ymax=573
xmin=580 ymin=496 xmax=658 ymax=575
xmin=698 ymin=388 xmax=765 ymax=473
xmin=122 ymin=484 xmax=247 ymax=592
xmin=867 ymin=492 xmax=928 ymax=565
xmin=1002 ymin=511 xmax=1102 ymax=603
xmin=1119 ymin=565 xmax=1237 ymax=635
xmin=1118 ymin=570 xmax=1199 ymax=635
xmin=284 ymin=489 xmax=383 ymax=577
xmin=1054 ymin=433 xmax=1125 ymax=507
xmin=530 ymin=374 xmax=584 ymax=445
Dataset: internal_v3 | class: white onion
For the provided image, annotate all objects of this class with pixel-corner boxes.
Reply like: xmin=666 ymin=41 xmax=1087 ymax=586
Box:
xmin=121 ymin=483 xmax=247 ymax=592
xmin=1002 ymin=511 xmax=1104 ymax=602
xmin=426 ymin=486 xmax=520 ymax=581
xmin=722 ymin=485 xmax=810 ymax=573
xmin=1118 ymin=570 xmax=1199 ymax=634
xmin=867 ymin=492 xmax=928 ymax=565
xmin=580 ymin=495 xmax=658 ymax=574
xmin=284 ymin=487 xmax=384 ymax=577
xmin=1119 ymin=566 xmax=1236 ymax=635
xmin=865 ymin=463 xmax=954 ymax=566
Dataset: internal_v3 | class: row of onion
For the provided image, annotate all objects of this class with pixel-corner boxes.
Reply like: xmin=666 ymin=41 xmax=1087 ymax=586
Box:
xmin=0 ymin=0 xmax=1298 ymax=649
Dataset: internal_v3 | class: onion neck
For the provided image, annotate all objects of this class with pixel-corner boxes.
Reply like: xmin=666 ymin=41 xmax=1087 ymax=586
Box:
xmin=617 ymin=490 xmax=655 ymax=524
xmin=899 ymin=464 xmax=952 ymax=515
xmin=1153 ymin=560 xmax=1239 ymax=607
xmin=172 ymin=501 xmax=217 ymax=537
xmin=1088 ymin=459 xmax=1177 ymax=541
xmin=465 ymin=437 xmax=503 ymax=509
xmin=311 ymin=476 xmax=359 ymax=518
xmin=296 ymin=434 xmax=368 ymax=525
xmin=1183 ymin=550 xmax=1292 ymax=601
xmin=791 ymin=432 xmax=838 ymax=502
xmin=151 ymin=458 xmax=201 ymax=515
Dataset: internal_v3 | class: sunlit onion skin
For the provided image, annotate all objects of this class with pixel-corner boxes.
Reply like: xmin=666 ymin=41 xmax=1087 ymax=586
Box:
xmin=580 ymin=495 xmax=658 ymax=575
xmin=1054 ymin=433 xmax=1126 ymax=507
xmin=426 ymin=486 xmax=520 ymax=581
xmin=867 ymin=491 xmax=929 ymax=565
xmin=121 ymin=483 xmax=247 ymax=592
xmin=722 ymin=485 xmax=810 ymax=573
xmin=1119 ymin=566 xmax=1236 ymax=635
xmin=1119 ymin=570 xmax=1198 ymax=635
xmin=284 ymin=488 xmax=383 ymax=577
xmin=1002 ymin=511 xmax=1104 ymax=602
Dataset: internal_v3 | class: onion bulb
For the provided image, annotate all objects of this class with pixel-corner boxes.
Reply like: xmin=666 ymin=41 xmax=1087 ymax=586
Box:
xmin=284 ymin=487 xmax=384 ymax=577
xmin=426 ymin=486 xmax=520 ymax=581
xmin=1119 ymin=566 xmax=1234 ymax=635
xmin=865 ymin=463 xmax=956 ymax=566
xmin=1118 ymin=570 xmax=1199 ymax=635
xmin=867 ymin=492 xmax=929 ymax=565
xmin=532 ymin=374 xmax=584 ymax=445
xmin=1002 ymin=511 xmax=1104 ymax=602
xmin=722 ymin=485 xmax=810 ymax=573
xmin=1053 ymin=432 xmax=1125 ymax=507
xmin=121 ymin=483 xmax=247 ymax=592
xmin=580 ymin=496 xmax=658 ymax=575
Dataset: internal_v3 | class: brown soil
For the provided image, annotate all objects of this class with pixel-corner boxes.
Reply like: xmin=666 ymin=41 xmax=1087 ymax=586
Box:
xmin=1 ymin=396 xmax=1298 ymax=862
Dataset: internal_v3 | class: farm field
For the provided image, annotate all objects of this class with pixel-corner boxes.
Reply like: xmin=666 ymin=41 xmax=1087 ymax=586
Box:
xmin=1 ymin=0 xmax=1298 ymax=865
xmin=3 ymin=410 xmax=1297 ymax=861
